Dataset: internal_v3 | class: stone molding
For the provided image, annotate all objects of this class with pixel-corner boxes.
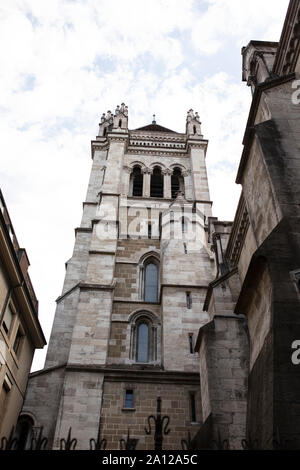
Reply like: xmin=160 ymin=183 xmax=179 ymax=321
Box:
xmin=225 ymin=194 xmax=250 ymax=267
xmin=56 ymin=281 xmax=116 ymax=303
xmin=65 ymin=364 xmax=200 ymax=384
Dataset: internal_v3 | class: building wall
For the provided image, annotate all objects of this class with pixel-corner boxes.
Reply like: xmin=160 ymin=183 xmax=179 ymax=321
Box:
xmin=100 ymin=379 xmax=202 ymax=450
xmin=0 ymin=191 xmax=45 ymax=441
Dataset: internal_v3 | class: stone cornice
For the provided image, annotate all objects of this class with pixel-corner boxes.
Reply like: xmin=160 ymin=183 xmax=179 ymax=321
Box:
xmin=126 ymin=148 xmax=187 ymax=157
xmin=194 ymin=313 xmax=245 ymax=353
xmin=65 ymin=364 xmax=200 ymax=384
xmin=56 ymin=281 xmax=116 ymax=303
xmin=91 ymin=140 xmax=109 ymax=159
xmin=107 ymin=132 xmax=129 ymax=143
xmin=225 ymin=193 xmax=250 ymax=267
xmin=75 ymin=227 xmax=93 ymax=236
xmin=129 ymin=131 xmax=186 ymax=140
xmin=202 ymin=267 xmax=239 ymax=313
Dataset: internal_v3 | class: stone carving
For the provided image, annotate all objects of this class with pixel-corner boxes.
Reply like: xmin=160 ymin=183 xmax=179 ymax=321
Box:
xmin=142 ymin=167 xmax=152 ymax=175
xmin=187 ymin=109 xmax=195 ymax=121
xmin=119 ymin=103 xmax=128 ymax=116
xmin=187 ymin=109 xmax=201 ymax=123
xmin=123 ymin=166 xmax=132 ymax=174
xmin=162 ymin=169 xmax=173 ymax=176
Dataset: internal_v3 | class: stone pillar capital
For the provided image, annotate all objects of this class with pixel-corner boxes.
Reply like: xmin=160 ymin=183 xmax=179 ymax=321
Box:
xmin=123 ymin=166 xmax=132 ymax=174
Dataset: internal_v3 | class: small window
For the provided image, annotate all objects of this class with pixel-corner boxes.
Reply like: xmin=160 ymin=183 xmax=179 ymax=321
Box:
xmin=148 ymin=223 xmax=152 ymax=239
xmin=295 ymin=273 xmax=300 ymax=293
xmin=125 ymin=390 xmax=134 ymax=409
xmin=186 ymin=293 xmax=191 ymax=310
xmin=182 ymin=217 xmax=187 ymax=233
xmin=190 ymin=392 xmax=197 ymax=422
xmin=102 ymin=168 xmax=106 ymax=185
xmin=13 ymin=328 xmax=23 ymax=356
xmin=118 ymin=119 xmax=122 ymax=128
xmin=2 ymin=306 xmax=13 ymax=336
xmin=184 ymin=243 xmax=187 ymax=254
xmin=189 ymin=333 xmax=194 ymax=354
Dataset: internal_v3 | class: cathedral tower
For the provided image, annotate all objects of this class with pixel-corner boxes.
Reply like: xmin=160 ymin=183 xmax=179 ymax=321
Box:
xmin=20 ymin=105 xmax=216 ymax=450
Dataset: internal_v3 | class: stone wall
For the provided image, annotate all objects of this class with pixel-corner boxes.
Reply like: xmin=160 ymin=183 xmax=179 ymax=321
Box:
xmin=100 ymin=379 xmax=202 ymax=450
xmin=197 ymin=316 xmax=249 ymax=450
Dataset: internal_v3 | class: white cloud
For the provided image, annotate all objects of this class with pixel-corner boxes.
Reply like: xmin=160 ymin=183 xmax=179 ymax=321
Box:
xmin=0 ymin=0 xmax=290 ymax=371
xmin=191 ymin=0 xmax=290 ymax=55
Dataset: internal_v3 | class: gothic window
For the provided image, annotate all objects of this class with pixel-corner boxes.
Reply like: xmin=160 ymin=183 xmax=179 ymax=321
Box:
xmin=150 ymin=166 xmax=164 ymax=198
xmin=144 ymin=262 xmax=159 ymax=302
xmin=137 ymin=322 xmax=149 ymax=362
xmin=129 ymin=312 xmax=160 ymax=364
xmin=130 ymin=166 xmax=143 ymax=197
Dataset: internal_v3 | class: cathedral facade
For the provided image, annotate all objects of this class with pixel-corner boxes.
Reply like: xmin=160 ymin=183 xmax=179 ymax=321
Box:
xmin=16 ymin=0 xmax=300 ymax=450
xmin=20 ymin=106 xmax=220 ymax=450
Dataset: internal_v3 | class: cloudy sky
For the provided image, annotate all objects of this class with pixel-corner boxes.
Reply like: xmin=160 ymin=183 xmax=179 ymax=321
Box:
xmin=0 ymin=0 xmax=290 ymax=371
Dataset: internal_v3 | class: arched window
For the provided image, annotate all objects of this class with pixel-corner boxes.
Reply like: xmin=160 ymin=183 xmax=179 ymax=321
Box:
xmin=130 ymin=166 xmax=143 ymax=197
xmin=150 ymin=167 xmax=164 ymax=198
xmin=15 ymin=415 xmax=34 ymax=450
xmin=129 ymin=311 xmax=160 ymax=364
xmin=171 ymin=167 xmax=184 ymax=199
xmin=137 ymin=322 xmax=149 ymax=362
xmin=193 ymin=125 xmax=197 ymax=134
xmin=103 ymin=127 xmax=107 ymax=137
xmin=144 ymin=262 xmax=159 ymax=302
xmin=118 ymin=119 xmax=122 ymax=128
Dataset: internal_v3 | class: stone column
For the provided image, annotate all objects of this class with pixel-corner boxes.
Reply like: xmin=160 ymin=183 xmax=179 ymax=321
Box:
xmin=163 ymin=169 xmax=172 ymax=199
xmin=189 ymin=143 xmax=210 ymax=201
xmin=182 ymin=170 xmax=192 ymax=199
xmin=142 ymin=167 xmax=152 ymax=198
xmin=122 ymin=166 xmax=132 ymax=196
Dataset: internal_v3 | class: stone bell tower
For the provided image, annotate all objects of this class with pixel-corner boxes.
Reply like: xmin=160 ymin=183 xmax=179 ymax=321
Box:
xmin=20 ymin=104 xmax=217 ymax=450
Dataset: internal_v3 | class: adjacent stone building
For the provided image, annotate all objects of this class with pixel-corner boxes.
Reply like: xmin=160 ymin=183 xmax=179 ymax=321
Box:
xmin=0 ymin=190 xmax=46 ymax=443
xmin=17 ymin=0 xmax=300 ymax=450
xmin=194 ymin=0 xmax=300 ymax=449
